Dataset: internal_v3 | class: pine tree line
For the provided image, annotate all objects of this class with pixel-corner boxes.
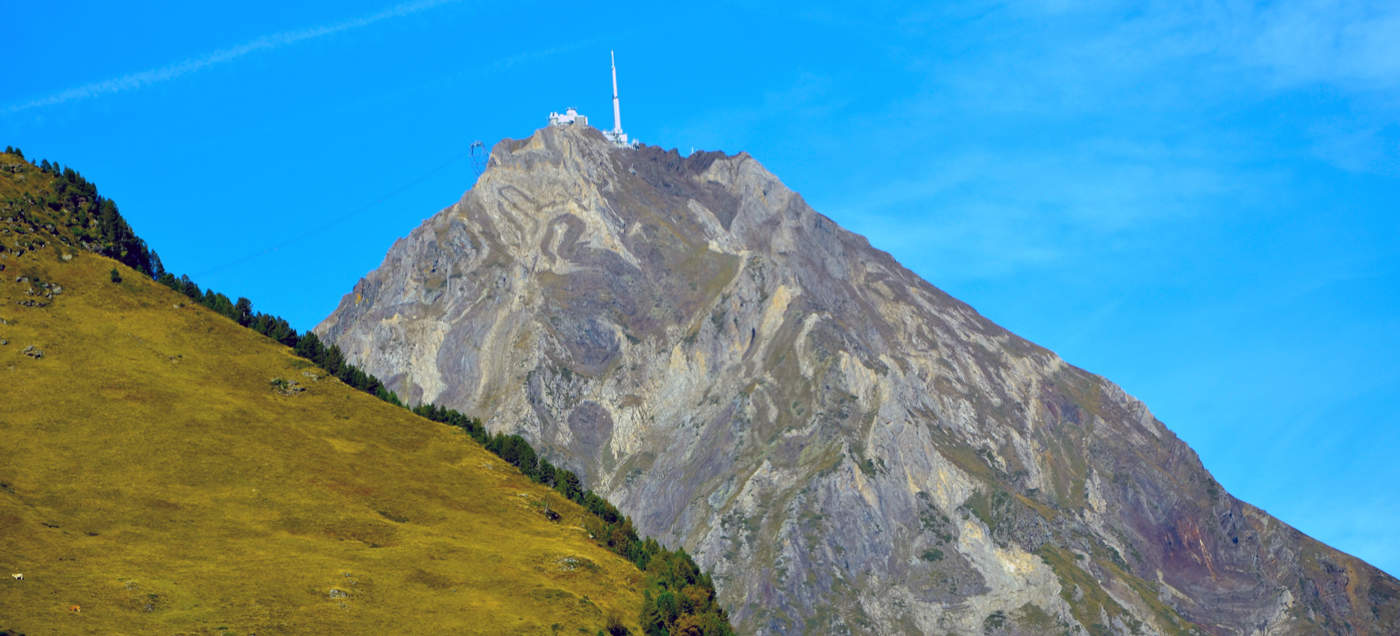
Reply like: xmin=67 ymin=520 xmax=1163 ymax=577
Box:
xmin=5 ymin=146 xmax=162 ymax=278
xmin=414 ymin=405 xmax=734 ymax=634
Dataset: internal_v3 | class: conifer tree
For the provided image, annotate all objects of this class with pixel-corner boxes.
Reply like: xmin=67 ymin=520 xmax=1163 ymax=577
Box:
xmin=234 ymin=297 xmax=253 ymax=326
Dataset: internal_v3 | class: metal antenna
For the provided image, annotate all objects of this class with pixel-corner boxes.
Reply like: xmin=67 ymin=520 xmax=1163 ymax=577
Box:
xmin=610 ymin=50 xmax=623 ymax=136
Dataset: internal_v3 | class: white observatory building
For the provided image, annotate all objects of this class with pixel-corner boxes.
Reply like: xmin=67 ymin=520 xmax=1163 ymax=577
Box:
xmin=547 ymin=50 xmax=637 ymax=148
xmin=547 ymin=107 xmax=586 ymax=127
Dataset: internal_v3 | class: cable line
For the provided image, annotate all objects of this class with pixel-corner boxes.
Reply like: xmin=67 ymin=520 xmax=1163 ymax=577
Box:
xmin=191 ymin=151 xmax=467 ymax=279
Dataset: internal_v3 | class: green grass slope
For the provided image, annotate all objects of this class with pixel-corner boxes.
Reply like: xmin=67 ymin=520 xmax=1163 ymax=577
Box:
xmin=0 ymin=151 xmax=644 ymax=634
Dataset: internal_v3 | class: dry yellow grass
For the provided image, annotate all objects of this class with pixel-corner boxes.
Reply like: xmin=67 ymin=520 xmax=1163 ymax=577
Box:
xmin=0 ymin=209 xmax=642 ymax=633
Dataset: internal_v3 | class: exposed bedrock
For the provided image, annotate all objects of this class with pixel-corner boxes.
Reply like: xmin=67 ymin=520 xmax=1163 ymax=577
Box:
xmin=319 ymin=125 xmax=1400 ymax=634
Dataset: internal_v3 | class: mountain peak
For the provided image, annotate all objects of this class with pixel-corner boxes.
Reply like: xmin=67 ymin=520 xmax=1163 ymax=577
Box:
xmin=316 ymin=136 xmax=1400 ymax=633
xmin=482 ymin=123 xmax=781 ymax=245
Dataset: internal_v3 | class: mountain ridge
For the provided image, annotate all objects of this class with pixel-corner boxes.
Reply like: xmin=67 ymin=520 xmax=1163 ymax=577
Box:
xmin=318 ymin=124 xmax=1400 ymax=634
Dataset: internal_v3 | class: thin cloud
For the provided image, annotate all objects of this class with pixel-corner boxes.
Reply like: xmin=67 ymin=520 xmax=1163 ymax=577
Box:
xmin=5 ymin=0 xmax=463 ymax=114
xmin=1248 ymin=0 xmax=1400 ymax=88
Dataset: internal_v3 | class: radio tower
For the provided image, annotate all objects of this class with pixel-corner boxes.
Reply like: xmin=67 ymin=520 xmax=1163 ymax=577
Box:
xmin=606 ymin=50 xmax=630 ymax=147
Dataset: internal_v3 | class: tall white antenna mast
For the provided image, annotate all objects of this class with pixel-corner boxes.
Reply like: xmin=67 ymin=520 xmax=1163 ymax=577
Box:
xmin=600 ymin=50 xmax=631 ymax=147
xmin=610 ymin=50 xmax=623 ymax=136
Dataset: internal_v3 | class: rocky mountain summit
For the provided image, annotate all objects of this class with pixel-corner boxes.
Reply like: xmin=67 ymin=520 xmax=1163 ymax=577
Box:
xmin=317 ymin=125 xmax=1399 ymax=634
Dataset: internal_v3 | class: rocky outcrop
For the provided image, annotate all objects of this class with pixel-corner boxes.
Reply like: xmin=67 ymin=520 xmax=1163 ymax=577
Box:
xmin=318 ymin=125 xmax=1399 ymax=634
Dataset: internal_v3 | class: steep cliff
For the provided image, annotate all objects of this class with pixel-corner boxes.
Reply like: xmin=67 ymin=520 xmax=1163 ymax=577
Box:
xmin=318 ymin=125 xmax=1399 ymax=634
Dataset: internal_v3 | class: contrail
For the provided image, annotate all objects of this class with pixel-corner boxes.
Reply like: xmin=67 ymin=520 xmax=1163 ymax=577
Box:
xmin=5 ymin=0 xmax=462 ymax=114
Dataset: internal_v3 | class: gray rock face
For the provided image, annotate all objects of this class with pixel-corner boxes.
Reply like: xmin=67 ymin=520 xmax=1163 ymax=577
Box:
xmin=318 ymin=125 xmax=1399 ymax=634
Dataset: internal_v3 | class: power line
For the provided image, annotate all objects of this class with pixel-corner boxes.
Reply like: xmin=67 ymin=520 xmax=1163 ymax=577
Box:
xmin=190 ymin=151 xmax=466 ymax=279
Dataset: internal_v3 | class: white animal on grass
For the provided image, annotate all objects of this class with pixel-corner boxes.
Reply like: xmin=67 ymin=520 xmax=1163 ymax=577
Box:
xmin=10 ymin=573 xmax=20 ymax=581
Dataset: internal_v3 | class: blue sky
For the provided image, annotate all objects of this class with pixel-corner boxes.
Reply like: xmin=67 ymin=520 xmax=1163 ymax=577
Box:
xmin=4 ymin=1 xmax=1397 ymax=577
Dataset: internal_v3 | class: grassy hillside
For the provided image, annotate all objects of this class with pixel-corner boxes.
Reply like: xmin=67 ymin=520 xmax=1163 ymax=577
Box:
xmin=0 ymin=151 xmax=645 ymax=634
